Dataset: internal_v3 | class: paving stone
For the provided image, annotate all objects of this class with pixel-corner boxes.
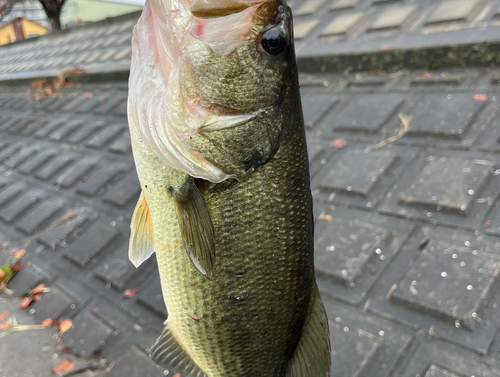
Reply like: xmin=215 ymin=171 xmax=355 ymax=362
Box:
xmin=0 ymin=143 xmax=23 ymax=163
xmin=21 ymin=119 xmax=49 ymax=136
xmin=109 ymin=131 xmax=131 ymax=153
xmin=294 ymin=19 xmax=321 ymax=40
xmin=346 ymin=76 xmax=387 ymax=88
xmin=113 ymin=98 xmax=128 ymax=117
xmin=38 ymin=210 xmax=90 ymax=249
xmin=94 ymin=95 xmax=127 ymax=115
xmin=4 ymin=145 xmax=40 ymax=169
xmin=8 ymin=264 xmax=47 ymax=297
xmin=0 ymin=182 xmax=25 ymax=207
xmin=18 ymin=149 xmax=56 ymax=174
xmin=63 ymin=222 xmax=120 ymax=267
xmin=302 ymin=94 xmax=338 ymax=129
xmin=391 ymin=240 xmax=500 ymax=330
xmin=135 ymin=270 xmax=168 ymax=319
xmin=94 ymin=243 xmax=151 ymax=290
xmin=294 ymin=0 xmax=326 ymax=16
xmin=62 ymin=95 xmax=88 ymax=112
xmin=35 ymin=153 xmax=75 ymax=181
xmin=321 ymin=13 xmax=366 ymax=37
xmin=6 ymin=117 xmax=36 ymax=134
xmin=67 ymin=122 xmax=102 ymax=144
xmin=399 ymin=156 xmax=492 ymax=213
xmin=0 ymin=190 xmax=43 ymax=223
xmin=107 ymin=346 xmax=165 ymax=377
xmin=34 ymin=119 xmax=65 ymax=138
xmin=424 ymin=365 xmax=464 ymax=377
xmin=103 ymin=170 xmax=141 ymax=207
xmin=330 ymin=0 xmax=360 ymax=11
xmin=406 ymin=94 xmax=486 ymax=138
xmin=48 ymin=120 xmax=83 ymax=141
xmin=16 ymin=200 xmax=62 ymax=235
xmin=62 ymin=312 xmax=113 ymax=358
xmin=425 ymin=0 xmax=484 ymax=25
xmin=328 ymin=95 xmax=403 ymax=133
xmin=328 ymin=321 xmax=382 ymax=376
xmin=319 ymin=149 xmax=396 ymax=195
xmin=55 ymin=157 xmax=98 ymax=188
xmin=31 ymin=286 xmax=75 ymax=322
xmin=410 ymin=74 xmax=464 ymax=87
xmin=76 ymin=96 xmax=106 ymax=114
xmin=86 ymin=125 xmax=124 ymax=148
xmin=77 ymin=165 xmax=126 ymax=197
xmin=369 ymin=6 xmax=418 ymax=31
xmin=314 ymin=206 xmax=412 ymax=304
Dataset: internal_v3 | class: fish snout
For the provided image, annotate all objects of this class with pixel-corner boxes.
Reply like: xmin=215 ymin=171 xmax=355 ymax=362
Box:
xmin=190 ymin=0 xmax=266 ymax=18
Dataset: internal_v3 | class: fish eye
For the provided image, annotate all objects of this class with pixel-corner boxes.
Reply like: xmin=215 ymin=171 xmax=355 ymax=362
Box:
xmin=261 ymin=28 xmax=287 ymax=56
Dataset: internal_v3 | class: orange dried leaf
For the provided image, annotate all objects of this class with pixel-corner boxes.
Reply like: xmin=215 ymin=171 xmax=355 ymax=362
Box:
xmin=31 ymin=283 xmax=45 ymax=295
xmin=42 ymin=318 xmax=53 ymax=328
xmin=52 ymin=360 xmax=75 ymax=373
xmin=64 ymin=211 xmax=78 ymax=220
xmin=173 ymin=374 xmax=182 ymax=377
xmin=473 ymin=94 xmax=487 ymax=101
xmin=379 ymin=44 xmax=392 ymax=51
xmin=318 ymin=213 xmax=333 ymax=222
xmin=14 ymin=249 xmax=25 ymax=259
xmin=20 ymin=297 xmax=34 ymax=309
xmin=0 ymin=322 xmax=12 ymax=330
xmin=124 ymin=287 xmax=139 ymax=298
xmin=59 ymin=319 xmax=73 ymax=334
xmin=83 ymin=92 xmax=93 ymax=98
xmin=423 ymin=71 xmax=432 ymax=77
xmin=32 ymin=293 xmax=43 ymax=302
xmin=91 ymin=307 xmax=100 ymax=316
xmin=0 ymin=310 xmax=8 ymax=321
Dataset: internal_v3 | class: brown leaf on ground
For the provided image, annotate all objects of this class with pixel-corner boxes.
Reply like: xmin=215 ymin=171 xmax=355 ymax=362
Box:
xmin=123 ymin=287 xmax=139 ymax=298
xmin=7 ymin=248 xmax=25 ymax=259
xmin=0 ymin=270 xmax=5 ymax=281
xmin=52 ymin=360 xmax=75 ymax=373
xmin=91 ymin=307 xmax=100 ymax=316
xmin=483 ymin=220 xmax=492 ymax=228
xmin=83 ymin=92 xmax=93 ymax=98
xmin=32 ymin=293 xmax=43 ymax=302
xmin=0 ymin=311 xmax=9 ymax=321
xmin=173 ymin=374 xmax=182 ymax=377
xmin=423 ymin=71 xmax=432 ymax=77
xmin=379 ymin=44 xmax=392 ymax=50
xmin=11 ymin=261 xmax=27 ymax=273
xmin=30 ymin=283 xmax=45 ymax=295
xmin=473 ymin=94 xmax=487 ymax=101
xmin=41 ymin=318 xmax=53 ymax=328
xmin=59 ymin=319 xmax=73 ymax=334
xmin=20 ymin=297 xmax=34 ymax=309
xmin=0 ymin=322 xmax=12 ymax=330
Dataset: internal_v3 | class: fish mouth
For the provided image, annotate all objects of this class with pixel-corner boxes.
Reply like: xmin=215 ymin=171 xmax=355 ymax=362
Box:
xmin=190 ymin=0 xmax=267 ymax=18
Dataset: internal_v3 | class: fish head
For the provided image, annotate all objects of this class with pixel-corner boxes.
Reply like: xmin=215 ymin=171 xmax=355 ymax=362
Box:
xmin=128 ymin=0 xmax=299 ymax=182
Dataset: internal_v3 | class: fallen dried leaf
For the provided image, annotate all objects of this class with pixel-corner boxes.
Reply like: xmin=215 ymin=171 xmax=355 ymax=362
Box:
xmin=20 ymin=297 xmax=33 ymax=309
xmin=0 ymin=311 xmax=8 ymax=321
xmin=0 ymin=270 xmax=5 ymax=281
xmin=173 ymin=374 xmax=182 ymax=377
xmin=41 ymin=318 xmax=53 ymax=328
xmin=330 ymin=139 xmax=348 ymax=149
xmin=11 ymin=261 xmax=27 ymax=273
xmin=483 ymin=220 xmax=492 ymax=228
xmin=31 ymin=283 xmax=45 ymax=295
xmin=0 ymin=322 xmax=12 ymax=330
xmin=52 ymin=360 xmax=75 ymax=373
xmin=14 ymin=249 xmax=25 ymax=259
xmin=91 ymin=307 xmax=100 ymax=316
xmin=124 ymin=287 xmax=139 ymax=298
xmin=473 ymin=94 xmax=487 ymax=101
xmin=59 ymin=319 xmax=73 ymax=334
xmin=32 ymin=293 xmax=43 ymax=302
xmin=379 ymin=44 xmax=392 ymax=50
xmin=99 ymin=97 xmax=106 ymax=104
xmin=423 ymin=71 xmax=432 ymax=77
xmin=317 ymin=213 xmax=333 ymax=222
xmin=83 ymin=92 xmax=93 ymax=98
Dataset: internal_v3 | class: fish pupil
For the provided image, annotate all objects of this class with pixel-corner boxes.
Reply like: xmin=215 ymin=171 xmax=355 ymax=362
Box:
xmin=261 ymin=28 xmax=286 ymax=56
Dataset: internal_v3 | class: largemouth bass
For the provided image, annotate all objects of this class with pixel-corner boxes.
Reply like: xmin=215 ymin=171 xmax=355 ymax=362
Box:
xmin=127 ymin=0 xmax=331 ymax=376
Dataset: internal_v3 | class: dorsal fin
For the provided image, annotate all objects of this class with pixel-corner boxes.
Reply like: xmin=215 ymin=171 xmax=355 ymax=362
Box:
xmin=150 ymin=324 xmax=207 ymax=377
xmin=129 ymin=191 xmax=155 ymax=267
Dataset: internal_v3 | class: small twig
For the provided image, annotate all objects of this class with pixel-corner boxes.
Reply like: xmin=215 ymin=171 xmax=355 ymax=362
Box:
xmin=0 ymin=317 xmax=46 ymax=338
xmin=364 ymin=113 xmax=412 ymax=153
xmin=23 ymin=211 xmax=78 ymax=248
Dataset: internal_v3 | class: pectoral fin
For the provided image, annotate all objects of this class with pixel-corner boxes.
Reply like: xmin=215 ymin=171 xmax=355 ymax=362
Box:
xmin=150 ymin=325 xmax=207 ymax=377
xmin=129 ymin=191 xmax=155 ymax=267
xmin=172 ymin=179 xmax=216 ymax=280
xmin=286 ymin=285 xmax=331 ymax=377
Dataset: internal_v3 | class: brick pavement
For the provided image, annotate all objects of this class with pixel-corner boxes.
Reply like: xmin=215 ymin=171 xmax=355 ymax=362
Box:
xmin=1 ymin=2 xmax=500 ymax=377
